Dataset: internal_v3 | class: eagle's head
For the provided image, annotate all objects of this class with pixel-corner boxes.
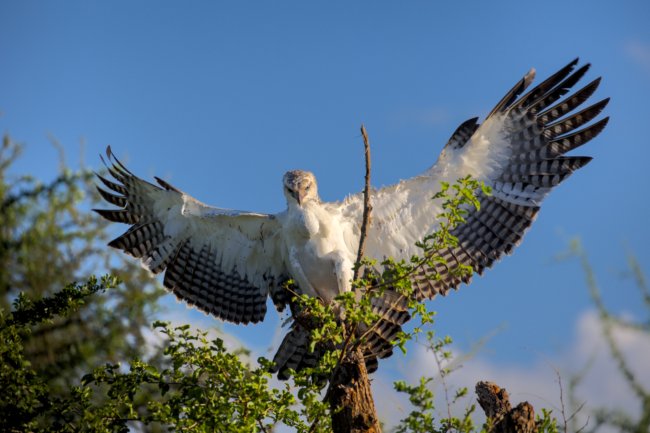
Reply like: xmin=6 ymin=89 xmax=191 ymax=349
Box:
xmin=283 ymin=170 xmax=319 ymax=207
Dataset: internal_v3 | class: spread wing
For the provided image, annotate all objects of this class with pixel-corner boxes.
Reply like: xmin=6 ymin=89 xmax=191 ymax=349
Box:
xmin=95 ymin=147 xmax=290 ymax=323
xmin=332 ymin=58 xmax=608 ymax=300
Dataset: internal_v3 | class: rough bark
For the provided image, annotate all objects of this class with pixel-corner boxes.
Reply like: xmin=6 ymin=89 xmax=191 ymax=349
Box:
xmin=476 ymin=381 xmax=537 ymax=433
xmin=328 ymin=347 xmax=381 ymax=433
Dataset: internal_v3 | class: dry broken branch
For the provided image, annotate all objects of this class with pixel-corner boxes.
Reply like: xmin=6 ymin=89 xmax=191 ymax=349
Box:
xmin=476 ymin=381 xmax=537 ymax=433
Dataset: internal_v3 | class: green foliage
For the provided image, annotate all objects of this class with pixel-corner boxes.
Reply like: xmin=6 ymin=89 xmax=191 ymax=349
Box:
xmin=0 ymin=134 xmax=164 ymax=427
xmin=0 ymin=137 xmax=562 ymax=433
xmin=6 ymin=274 xmax=120 ymax=327
xmin=536 ymin=408 xmax=559 ymax=433
xmin=72 ymin=322 xmax=310 ymax=432
xmin=390 ymin=332 xmax=560 ymax=433
xmin=391 ymin=331 xmax=476 ymax=433
xmin=0 ymin=276 xmax=121 ymax=431
xmin=1 ymin=286 xmax=331 ymax=432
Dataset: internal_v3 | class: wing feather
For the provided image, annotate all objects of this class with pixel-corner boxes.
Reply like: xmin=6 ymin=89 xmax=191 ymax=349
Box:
xmin=331 ymin=60 xmax=608 ymax=300
xmin=444 ymin=117 xmax=480 ymax=150
xmin=270 ymin=287 xmax=410 ymax=378
xmin=545 ymin=98 xmax=609 ymax=138
xmin=95 ymin=147 xmax=288 ymax=324
xmin=528 ymin=63 xmax=591 ymax=113
xmin=486 ymin=67 xmax=537 ymax=117
xmin=511 ymin=58 xmax=579 ymax=110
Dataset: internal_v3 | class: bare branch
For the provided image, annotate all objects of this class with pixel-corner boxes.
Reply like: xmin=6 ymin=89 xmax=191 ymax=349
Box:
xmin=432 ymin=343 xmax=453 ymax=424
xmin=554 ymin=368 xmax=569 ymax=433
xmin=308 ymin=124 xmax=380 ymax=433
xmin=354 ymin=124 xmax=373 ymax=282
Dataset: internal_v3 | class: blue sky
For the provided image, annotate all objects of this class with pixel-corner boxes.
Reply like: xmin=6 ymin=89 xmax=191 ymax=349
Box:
xmin=2 ymin=0 xmax=649 ymax=421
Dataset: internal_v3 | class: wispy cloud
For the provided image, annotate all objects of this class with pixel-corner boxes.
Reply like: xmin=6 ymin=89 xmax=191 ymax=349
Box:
xmin=625 ymin=40 xmax=650 ymax=75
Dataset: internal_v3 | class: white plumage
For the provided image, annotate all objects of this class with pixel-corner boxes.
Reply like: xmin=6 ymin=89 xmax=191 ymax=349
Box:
xmin=96 ymin=59 xmax=608 ymax=376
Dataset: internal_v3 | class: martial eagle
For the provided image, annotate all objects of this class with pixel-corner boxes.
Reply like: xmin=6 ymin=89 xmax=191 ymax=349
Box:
xmin=95 ymin=59 xmax=608 ymax=377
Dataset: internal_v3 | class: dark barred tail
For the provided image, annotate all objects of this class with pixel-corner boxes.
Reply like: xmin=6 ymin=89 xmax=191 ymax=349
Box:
xmin=271 ymin=288 xmax=410 ymax=379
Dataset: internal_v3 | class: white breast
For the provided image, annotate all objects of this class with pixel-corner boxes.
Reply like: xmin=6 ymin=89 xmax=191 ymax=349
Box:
xmin=280 ymin=202 xmax=355 ymax=301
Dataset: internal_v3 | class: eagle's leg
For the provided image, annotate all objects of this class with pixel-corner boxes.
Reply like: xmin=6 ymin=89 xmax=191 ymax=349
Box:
xmin=330 ymin=251 xmax=354 ymax=295
xmin=287 ymin=245 xmax=319 ymax=298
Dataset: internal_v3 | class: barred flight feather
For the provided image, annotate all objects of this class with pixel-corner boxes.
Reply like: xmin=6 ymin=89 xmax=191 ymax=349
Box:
xmin=401 ymin=60 xmax=607 ymax=300
xmin=528 ymin=64 xmax=591 ymax=113
xmin=538 ymin=78 xmax=601 ymax=124
xmin=544 ymin=98 xmax=609 ymax=138
xmin=271 ymin=288 xmax=410 ymax=377
xmin=444 ymin=117 xmax=480 ymax=150
xmin=96 ymin=186 xmax=127 ymax=207
xmin=511 ymin=58 xmax=579 ymax=110
xmin=95 ymin=147 xmax=286 ymax=325
xmin=270 ymin=325 xmax=322 ymax=380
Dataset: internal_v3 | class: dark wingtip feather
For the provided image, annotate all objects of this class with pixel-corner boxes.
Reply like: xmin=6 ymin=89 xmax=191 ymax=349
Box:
xmin=93 ymin=208 xmax=137 ymax=224
xmin=563 ymin=156 xmax=593 ymax=171
xmin=573 ymin=63 xmax=591 ymax=79
xmin=564 ymin=57 xmax=580 ymax=74
xmin=545 ymin=97 xmax=611 ymax=138
xmin=444 ymin=117 xmax=480 ymax=150
xmin=562 ymin=63 xmax=592 ymax=90
xmin=106 ymin=146 xmax=135 ymax=176
xmin=155 ymin=176 xmax=181 ymax=192
xmin=95 ymin=172 xmax=127 ymax=195
xmin=539 ymin=77 xmax=604 ymax=124
xmin=107 ymin=235 xmax=126 ymax=250
xmin=589 ymin=97 xmax=611 ymax=115
xmin=487 ymin=68 xmax=537 ymax=118
xmin=529 ymin=63 xmax=592 ymax=113
xmin=574 ymin=77 xmax=602 ymax=102
xmin=96 ymin=186 xmax=127 ymax=207
xmin=587 ymin=116 xmax=610 ymax=139
xmin=515 ymin=58 xmax=582 ymax=110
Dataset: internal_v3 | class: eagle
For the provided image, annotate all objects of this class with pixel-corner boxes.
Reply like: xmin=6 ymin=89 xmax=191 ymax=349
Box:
xmin=95 ymin=59 xmax=608 ymax=378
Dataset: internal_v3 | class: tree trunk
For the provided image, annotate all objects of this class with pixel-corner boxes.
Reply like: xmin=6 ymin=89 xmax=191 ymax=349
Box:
xmin=328 ymin=347 xmax=381 ymax=433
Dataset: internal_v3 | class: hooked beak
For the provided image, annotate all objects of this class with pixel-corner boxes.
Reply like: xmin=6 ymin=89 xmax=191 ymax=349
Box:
xmin=296 ymin=189 xmax=305 ymax=206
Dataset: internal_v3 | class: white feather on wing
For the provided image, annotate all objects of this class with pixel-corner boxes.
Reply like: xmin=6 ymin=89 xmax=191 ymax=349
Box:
xmin=328 ymin=58 xmax=608 ymax=299
xmin=95 ymin=148 xmax=288 ymax=324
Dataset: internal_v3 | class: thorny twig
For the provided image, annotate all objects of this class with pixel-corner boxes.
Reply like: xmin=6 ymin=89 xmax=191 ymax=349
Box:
xmin=432 ymin=342 xmax=454 ymax=426
xmin=555 ymin=368 xmax=570 ymax=433
xmin=553 ymin=365 xmax=590 ymax=433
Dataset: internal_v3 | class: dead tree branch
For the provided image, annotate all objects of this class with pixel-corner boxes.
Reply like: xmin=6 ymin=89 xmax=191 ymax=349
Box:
xmin=476 ymin=381 xmax=537 ymax=433
xmin=354 ymin=124 xmax=373 ymax=281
